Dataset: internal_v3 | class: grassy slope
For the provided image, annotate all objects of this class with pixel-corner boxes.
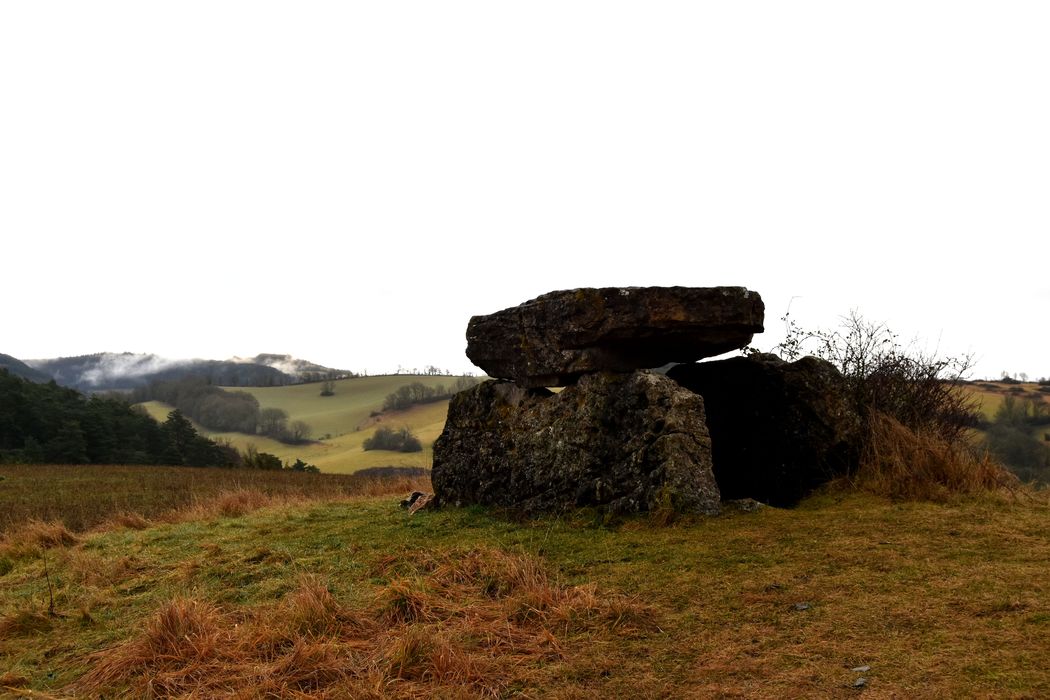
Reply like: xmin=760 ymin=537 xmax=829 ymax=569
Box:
xmin=2 ymin=491 xmax=1049 ymax=697
xmin=966 ymin=383 xmax=1050 ymax=458
xmin=137 ymin=375 xmax=468 ymax=474
xmin=967 ymin=381 xmax=1049 ymax=420
xmin=227 ymin=375 xmax=463 ymax=439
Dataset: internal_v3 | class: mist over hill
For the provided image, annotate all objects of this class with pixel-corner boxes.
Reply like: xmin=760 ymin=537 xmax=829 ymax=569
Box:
xmin=0 ymin=353 xmax=53 ymax=383
xmin=18 ymin=352 xmax=351 ymax=392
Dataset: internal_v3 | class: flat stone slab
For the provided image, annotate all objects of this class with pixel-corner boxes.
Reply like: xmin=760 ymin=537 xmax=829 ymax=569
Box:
xmin=466 ymin=286 xmax=764 ymax=387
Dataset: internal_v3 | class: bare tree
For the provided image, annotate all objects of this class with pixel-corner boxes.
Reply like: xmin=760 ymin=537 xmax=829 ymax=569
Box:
xmin=258 ymin=407 xmax=289 ymax=438
xmin=290 ymin=420 xmax=312 ymax=443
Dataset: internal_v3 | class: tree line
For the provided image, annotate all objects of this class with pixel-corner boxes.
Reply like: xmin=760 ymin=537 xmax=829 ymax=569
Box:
xmin=362 ymin=426 xmax=422 ymax=452
xmin=0 ymin=369 xmax=237 ymax=466
xmin=382 ymin=377 xmax=480 ymax=412
xmin=983 ymin=394 xmax=1050 ymax=482
xmin=131 ymin=377 xmax=311 ymax=444
xmin=0 ymin=370 xmax=321 ymax=471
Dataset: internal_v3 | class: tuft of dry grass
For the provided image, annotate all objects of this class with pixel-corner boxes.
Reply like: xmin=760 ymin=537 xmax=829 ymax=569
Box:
xmin=108 ymin=512 xmax=151 ymax=530
xmin=281 ymin=575 xmax=358 ymax=637
xmin=78 ymin=597 xmax=226 ymax=695
xmin=216 ymin=488 xmax=277 ymax=517
xmin=0 ymin=671 xmax=30 ymax=688
xmin=378 ymin=578 xmax=440 ymax=625
xmin=71 ymin=547 xmax=651 ymax=698
xmin=0 ymin=610 xmax=52 ymax=640
xmin=851 ymin=412 xmax=1018 ymax=501
xmin=0 ymin=520 xmax=79 ymax=560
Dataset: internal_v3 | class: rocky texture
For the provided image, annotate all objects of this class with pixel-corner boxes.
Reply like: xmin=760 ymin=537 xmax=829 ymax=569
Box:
xmin=432 ymin=370 xmax=720 ymax=515
xmin=466 ymin=286 xmax=764 ymax=388
xmin=667 ymin=354 xmax=862 ymax=507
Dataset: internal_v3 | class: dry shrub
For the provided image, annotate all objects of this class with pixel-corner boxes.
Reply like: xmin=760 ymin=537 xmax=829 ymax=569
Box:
xmin=0 ymin=520 xmax=78 ymax=559
xmin=853 ymin=412 xmax=1017 ymax=501
xmin=73 ymin=547 xmax=653 ymax=699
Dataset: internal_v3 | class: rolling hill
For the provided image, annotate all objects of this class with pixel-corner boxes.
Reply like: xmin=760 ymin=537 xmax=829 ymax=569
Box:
xmin=966 ymin=380 xmax=1050 ymax=419
xmin=22 ymin=352 xmax=352 ymax=392
xmin=0 ymin=354 xmax=52 ymax=383
xmin=137 ymin=374 xmax=478 ymax=473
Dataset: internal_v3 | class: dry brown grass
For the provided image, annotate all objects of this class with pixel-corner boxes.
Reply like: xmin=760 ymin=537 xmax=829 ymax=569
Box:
xmin=78 ymin=597 xmax=227 ymax=696
xmin=72 ymin=547 xmax=652 ymax=699
xmin=850 ymin=412 xmax=1018 ymax=501
xmin=162 ymin=479 xmax=423 ymax=525
xmin=0 ymin=671 xmax=31 ymax=688
xmin=0 ymin=520 xmax=79 ymax=560
xmin=5 ymin=490 xmax=1050 ymax=697
xmin=107 ymin=511 xmax=152 ymax=530
xmin=0 ymin=610 xmax=52 ymax=640
xmin=0 ymin=463 xmax=432 ymax=535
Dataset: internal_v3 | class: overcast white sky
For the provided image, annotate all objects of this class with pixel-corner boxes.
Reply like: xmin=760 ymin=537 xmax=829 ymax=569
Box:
xmin=2 ymin=2 xmax=1047 ymax=379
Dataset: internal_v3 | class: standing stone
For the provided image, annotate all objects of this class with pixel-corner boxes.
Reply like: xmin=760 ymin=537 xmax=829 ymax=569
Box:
xmin=466 ymin=286 xmax=764 ymax=388
xmin=667 ymin=354 xmax=862 ymax=507
xmin=432 ymin=371 xmax=721 ymax=515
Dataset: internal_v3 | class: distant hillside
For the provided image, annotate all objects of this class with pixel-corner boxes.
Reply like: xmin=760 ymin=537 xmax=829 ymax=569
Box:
xmin=240 ymin=353 xmax=349 ymax=381
xmin=24 ymin=352 xmax=350 ymax=392
xmin=136 ymin=374 xmax=478 ymax=473
xmin=0 ymin=353 xmax=52 ymax=383
xmin=0 ymin=369 xmax=236 ymax=467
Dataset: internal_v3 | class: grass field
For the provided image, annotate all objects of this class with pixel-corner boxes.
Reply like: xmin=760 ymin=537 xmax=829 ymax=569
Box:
xmin=2 ymin=486 xmax=1049 ymax=698
xmin=0 ymin=464 xmax=428 ymax=534
xmin=226 ymin=375 xmax=467 ymax=439
xmin=136 ymin=374 xmax=472 ymax=474
xmin=966 ymin=380 xmax=1050 ymax=420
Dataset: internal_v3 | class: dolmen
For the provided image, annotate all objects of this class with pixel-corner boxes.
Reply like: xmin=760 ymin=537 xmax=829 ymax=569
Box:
xmin=432 ymin=286 xmax=861 ymax=515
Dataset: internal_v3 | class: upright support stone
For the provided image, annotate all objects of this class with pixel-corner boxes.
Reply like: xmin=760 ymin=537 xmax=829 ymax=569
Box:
xmin=668 ymin=354 xmax=862 ymax=507
xmin=432 ymin=371 xmax=721 ymax=515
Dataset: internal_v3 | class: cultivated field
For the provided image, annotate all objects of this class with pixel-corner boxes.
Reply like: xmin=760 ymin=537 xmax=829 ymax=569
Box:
xmin=137 ymin=374 xmax=472 ymax=473
xmin=2 ymin=488 xmax=1049 ymax=697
